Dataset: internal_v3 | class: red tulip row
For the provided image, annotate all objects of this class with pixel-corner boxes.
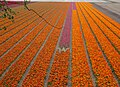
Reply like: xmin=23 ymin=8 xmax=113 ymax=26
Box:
xmin=0 ymin=7 xmax=56 ymax=57
xmin=48 ymin=50 xmax=70 ymax=87
xmin=72 ymin=10 xmax=93 ymax=86
xmin=82 ymin=3 xmax=120 ymax=52
xmin=21 ymin=7 xmax=68 ymax=86
xmin=0 ymin=6 xmax=63 ymax=87
xmin=0 ymin=7 xmax=58 ymax=76
xmin=79 ymin=3 xmax=120 ymax=81
xmin=77 ymin=3 xmax=119 ymax=86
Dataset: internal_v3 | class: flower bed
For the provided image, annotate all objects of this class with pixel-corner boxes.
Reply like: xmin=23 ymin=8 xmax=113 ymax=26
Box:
xmin=48 ymin=50 xmax=70 ymax=86
xmin=21 ymin=9 xmax=67 ymax=87
xmin=72 ymin=10 xmax=93 ymax=86
xmin=59 ymin=3 xmax=72 ymax=49
xmin=0 ymin=7 xmax=55 ymax=57
xmin=0 ymin=8 xmax=56 ymax=76
xmin=81 ymin=2 xmax=120 ymax=81
xmin=72 ymin=2 xmax=76 ymax=10
xmin=0 ymin=7 xmax=61 ymax=86
xmin=77 ymin=3 xmax=119 ymax=86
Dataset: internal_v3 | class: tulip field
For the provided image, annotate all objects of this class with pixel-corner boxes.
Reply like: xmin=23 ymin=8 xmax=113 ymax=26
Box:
xmin=0 ymin=2 xmax=120 ymax=87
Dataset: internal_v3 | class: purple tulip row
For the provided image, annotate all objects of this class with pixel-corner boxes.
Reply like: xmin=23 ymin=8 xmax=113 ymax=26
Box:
xmin=72 ymin=2 xmax=76 ymax=10
xmin=0 ymin=1 xmax=24 ymax=8
xmin=59 ymin=3 xmax=72 ymax=48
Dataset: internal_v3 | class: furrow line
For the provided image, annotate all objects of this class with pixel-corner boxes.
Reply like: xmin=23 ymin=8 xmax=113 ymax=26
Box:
xmin=71 ymin=9 xmax=93 ymax=86
xmin=84 ymin=3 xmax=120 ymax=38
xmin=44 ymin=10 xmax=67 ymax=87
xmin=76 ymin=3 xmax=97 ymax=87
xmin=0 ymin=7 xmax=55 ymax=44
xmin=20 ymin=4 xmax=68 ymax=87
xmin=90 ymin=3 xmax=120 ymax=29
xmin=82 ymin=3 xmax=120 ymax=55
xmin=0 ymin=7 xmax=53 ymax=36
xmin=0 ymin=7 xmax=57 ymax=77
xmin=0 ymin=7 xmax=56 ymax=57
xmin=79 ymin=3 xmax=120 ymax=86
xmin=17 ymin=11 xmax=62 ymax=87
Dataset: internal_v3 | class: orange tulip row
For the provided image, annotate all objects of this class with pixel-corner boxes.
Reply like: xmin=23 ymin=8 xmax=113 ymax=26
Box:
xmin=79 ymin=2 xmax=120 ymax=79
xmin=0 ymin=12 xmax=35 ymax=36
xmin=21 ymin=8 xmax=68 ymax=86
xmin=0 ymin=7 xmax=56 ymax=57
xmin=0 ymin=2 xmax=52 ymax=22
xmin=82 ymin=3 xmax=120 ymax=52
xmin=0 ymin=16 xmax=39 ymax=45
xmin=0 ymin=25 xmax=52 ymax=86
xmin=0 ymin=5 xmax=55 ymax=29
xmin=0 ymin=4 xmax=55 ymax=36
xmin=0 ymin=11 xmax=34 ymax=28
xmin=72 ymin=10 xmax=93 ymax=86
xmin=0 ymin=7 xmax=58 ymax=76
xmin=0 ymin=5 xmax=27 ymax=23
xmin=0 ymin=6 xmax=66 ymax=86
xmin=0 ymin=18 xmax=40 ymax=54
xmin=76 ymin=3 xmax=119 ymax=86
xmin=48 ymin=50 xmax=70 ymax=87
xmin=0 ymin=3 xmax=56 ymax=26
xmin=0 ymin=7 xmax=56 ymax=44
xmin=79 ymin=3 xmax=120 ymax=81
xmin=86 ymin=3 xmax=120 ymax=28
xmin=1 ymin=2 xmax=119 ymax=86
xmin=47 ymin=5 xmax=70 ymax=87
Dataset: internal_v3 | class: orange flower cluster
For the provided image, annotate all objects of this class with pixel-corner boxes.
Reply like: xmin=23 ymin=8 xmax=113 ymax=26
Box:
xmin=0 ymin=11 xmax=29 ymax=27
xmin=0 ymin=11 xmax=34 ymax=29
xmin=0 ymin=2 xmax=54 ymax=31
xmin=0 ymin=12 xmax=35 ymax=36
xmin=86 ymin=3 xmax=120 ymax=28
xmin=0 ymin=8 xmax=57 ymax=76
xmin=76 ymin=3 xmax=119 ymax=86
xmin=21 ymin=9 xmax=67 ymax=86
xmin=0 ymin=6 xmax=65 ymax=86
xmin=82 ymin=3 xmax=120 ymax=52
xmin=0 ymin=17 xmax=39 ymax=55
xmin=0 ymin=2 xmax=120 ymax=87
xmin=0 ymin=7 xmax=56 ymax=57
xmin=72 ymin=10 xmax=93 ymax=86
xmin=0 ymin=5 xmax=54 ymax=39
xmin=81 ymin=2 xmax=120 ymax=81
xmin=48 ymin=50 xmax=70 ymax=87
